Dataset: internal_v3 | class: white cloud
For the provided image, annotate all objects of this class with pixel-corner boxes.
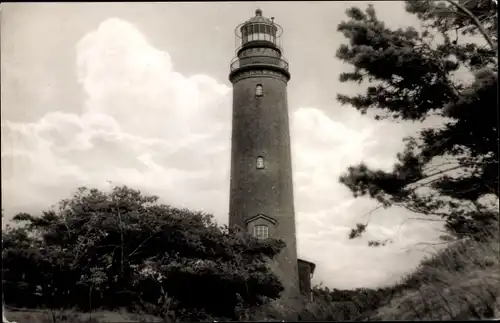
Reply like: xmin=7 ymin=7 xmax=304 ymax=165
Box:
xmin=1 ymin=18 xmax=442 ymax=289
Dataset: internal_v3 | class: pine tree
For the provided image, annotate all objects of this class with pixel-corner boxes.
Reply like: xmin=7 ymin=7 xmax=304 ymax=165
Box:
xmin=336 ymin=0 xmax=498 ymax=241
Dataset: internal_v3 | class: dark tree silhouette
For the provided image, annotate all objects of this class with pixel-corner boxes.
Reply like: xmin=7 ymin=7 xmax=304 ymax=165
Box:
xmin=2 ymin=186 xmax=286 ymax=321
xmin=335 ymin=0 xmax=498 ymax=242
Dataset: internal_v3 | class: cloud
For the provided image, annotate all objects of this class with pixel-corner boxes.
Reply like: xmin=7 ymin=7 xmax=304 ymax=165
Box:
xmin=1 ymin=18 xmax=442 ymax=289
xmin=3 ymin=18 xmax=232 ymax=217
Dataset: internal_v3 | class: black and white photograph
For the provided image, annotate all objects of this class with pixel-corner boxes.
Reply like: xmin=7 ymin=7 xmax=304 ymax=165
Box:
xmin=1 ymin=1 xmax=498 ymax=322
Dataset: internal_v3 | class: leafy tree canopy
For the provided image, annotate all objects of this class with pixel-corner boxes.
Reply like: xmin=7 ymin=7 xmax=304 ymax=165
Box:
xmin=2 ymin=186 xmax=285 ymax=321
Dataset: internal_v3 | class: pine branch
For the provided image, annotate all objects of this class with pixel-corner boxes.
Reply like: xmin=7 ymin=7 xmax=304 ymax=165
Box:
xmin=444 ymin=0 xmax=498 ymax=53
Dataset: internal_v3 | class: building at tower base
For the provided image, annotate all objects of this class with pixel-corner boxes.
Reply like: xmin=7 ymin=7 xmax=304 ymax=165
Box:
xmin=298 ymin=258 xmax=316 ymax=301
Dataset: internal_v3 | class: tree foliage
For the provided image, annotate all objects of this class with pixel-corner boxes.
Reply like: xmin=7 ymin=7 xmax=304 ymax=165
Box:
xmin=336 ymin=0 xmax=498 ymax=242
xmin=2 ymin=186 xmax=285 ymax=321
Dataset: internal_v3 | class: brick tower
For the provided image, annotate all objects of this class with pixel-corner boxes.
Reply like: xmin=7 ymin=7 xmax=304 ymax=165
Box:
xmin=228 ymin=9 xmax=314 ymax=302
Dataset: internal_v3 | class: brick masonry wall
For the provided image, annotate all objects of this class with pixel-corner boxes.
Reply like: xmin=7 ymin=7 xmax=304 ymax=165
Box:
xmin=229 ymin=70 xmax=300 ymax=300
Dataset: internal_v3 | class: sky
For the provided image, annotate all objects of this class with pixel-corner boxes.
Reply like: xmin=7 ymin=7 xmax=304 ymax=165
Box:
xmin=1 ymin=2 xmax=445 ymax=290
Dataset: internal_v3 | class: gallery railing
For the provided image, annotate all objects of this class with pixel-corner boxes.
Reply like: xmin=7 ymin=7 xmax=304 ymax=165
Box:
xmin=230 ymin=56 xmax=289 ymax=72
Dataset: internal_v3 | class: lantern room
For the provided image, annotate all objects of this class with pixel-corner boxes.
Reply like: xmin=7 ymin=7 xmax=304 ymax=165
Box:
xmin=234 ymin=9 xmax=284 ymax=54
xmin=229 ymin=9 xmax=289 ymax=79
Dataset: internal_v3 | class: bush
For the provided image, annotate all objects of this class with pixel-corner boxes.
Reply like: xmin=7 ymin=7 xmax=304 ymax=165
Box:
xmin=2 ymin=186 xmax=286 ymax=321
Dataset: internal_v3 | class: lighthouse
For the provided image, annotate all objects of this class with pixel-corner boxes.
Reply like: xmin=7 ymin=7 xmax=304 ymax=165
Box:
xmin=228 ymin=9 xmax=315 ymax=302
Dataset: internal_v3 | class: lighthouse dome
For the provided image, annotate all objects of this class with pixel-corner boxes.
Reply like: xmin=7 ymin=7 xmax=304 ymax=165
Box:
xmin=247 ymin=9 xmax=273 ymax=23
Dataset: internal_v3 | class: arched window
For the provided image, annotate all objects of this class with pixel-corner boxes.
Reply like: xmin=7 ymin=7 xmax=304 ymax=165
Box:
xmin=256 ymin=156 xmax=264 ymax=169
xmin=256 ymin=84 xmax=263 ymax=96
xmin=253 ymin=225 xmax=269 ymax=239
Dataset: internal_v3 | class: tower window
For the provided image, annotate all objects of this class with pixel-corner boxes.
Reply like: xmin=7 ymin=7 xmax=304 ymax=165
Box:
xmin=256 ymin=84 xmax=263 ymax=97
xmin=256 ymin=156 xmax=264 ymax=169
xmin=253 ymin=225 xmax=269 ymax=239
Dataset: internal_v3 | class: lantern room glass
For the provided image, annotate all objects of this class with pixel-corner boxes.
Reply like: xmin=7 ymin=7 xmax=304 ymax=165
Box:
xmin=241 ymin=23 xmax=277 ymax=46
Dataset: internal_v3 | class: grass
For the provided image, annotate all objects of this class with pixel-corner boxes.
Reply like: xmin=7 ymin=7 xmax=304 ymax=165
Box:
xmin=3 ymin=307 xmax=164 ymax=323
xmin=373 ymin=232 xmax=500 ymax=320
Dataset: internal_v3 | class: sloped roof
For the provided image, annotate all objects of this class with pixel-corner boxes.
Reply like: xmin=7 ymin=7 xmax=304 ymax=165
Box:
xmin=244 ymin=213 xmax=277 ymax=225
xmin=298 ymin=258 xmax=316 ymax=275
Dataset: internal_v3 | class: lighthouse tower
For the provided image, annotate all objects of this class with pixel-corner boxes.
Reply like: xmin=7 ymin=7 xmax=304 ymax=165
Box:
xmin=228 ymin=9 xmax=315 ymax=302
